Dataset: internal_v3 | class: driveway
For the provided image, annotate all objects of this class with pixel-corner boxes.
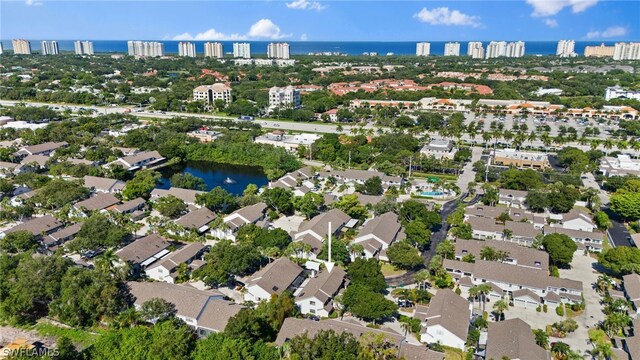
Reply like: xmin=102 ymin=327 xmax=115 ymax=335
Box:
xmin=455 ymin=146 xmax=483 ymax=192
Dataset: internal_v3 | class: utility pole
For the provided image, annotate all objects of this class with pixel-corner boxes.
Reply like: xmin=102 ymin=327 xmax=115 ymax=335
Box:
xmin=348 ymin=151 xmax=351 ymax=169
xmin=408 ymin=156 xmax=413 ymax=179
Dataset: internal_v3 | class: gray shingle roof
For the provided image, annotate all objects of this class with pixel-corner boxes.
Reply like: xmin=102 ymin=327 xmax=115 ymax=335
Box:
xmin=5 ymin=215 xmax=63 ymax=236
xmin=454 ymin=239 xmax=549 ymax=270
xmin=486 ymin=318 xmax=551 ymax=360
xmin=175 ymin=207 xmax=216 ymax=230
xmin=355 ymin=212 xmax=402 ymax=247
xmin=83 ymin=176 xmax=126 ymax=193
xmin=151 ymin=187 xmax=205 ymax=205
xmin=116 ymin=234 xmax=170 ymax=265
xmin=74 ymin=193 xmax=120 ymax=211
xmin=246 ymin=257 xmax=304 ymax=296
xmin=297 ymin=208 xmax=351 ymax=239
xmin=296 ymin=267 xmax=346 ymax=303
xmin=623 ymin=273 xmax=640 ymax=302
xmin=423 ymin=289 xmax=471 ymax=341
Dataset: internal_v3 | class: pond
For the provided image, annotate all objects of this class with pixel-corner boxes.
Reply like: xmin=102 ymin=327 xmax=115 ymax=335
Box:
xmin=157 ymin=160 xmax=269 ymax=196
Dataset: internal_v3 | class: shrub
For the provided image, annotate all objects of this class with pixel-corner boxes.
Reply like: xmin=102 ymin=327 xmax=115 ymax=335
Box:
xmin=556 ymin=305 xmax=565 ymax=316
xmin=455 ymin=287 xmax=462 ymax=295
xmin=543 ymin=304 xmax=548 ymax=313
xmin=536 ymin=306 xmax=541 ymax=312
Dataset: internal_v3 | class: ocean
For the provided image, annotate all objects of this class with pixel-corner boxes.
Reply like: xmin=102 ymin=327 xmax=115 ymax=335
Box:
xmin=0 ymin=40 xmax=623 ymax=56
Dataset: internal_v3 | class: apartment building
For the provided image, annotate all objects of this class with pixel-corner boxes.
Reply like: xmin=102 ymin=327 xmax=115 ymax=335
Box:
xmin=492 ymin=148 xmax=550 ymax=170
xmin=268 ymin=86 xmax=301 ymax=108
xmin=193 ymin=83 xmax=232 ymax=104
xmin=233 ymin=42 xmax=251 ymax=58
xmin=556 ymin=40 xmax=576 ymax=57
xmin=40 ymin=41 xmax=59 ymax=55
xmin=204 ymin=42 xmax=224 ymax=58
xmin=267 ymin=42 xmax=290 ymax=59
xmin=613 ymin=42 xmax=640 ymax=60
xmin=12 ymin=39 xmax=32 ymax=55
xmin=74 ymin=40 xmax=94 ymax=55
xmin=584 ymin=43 xmax=615 ymax=57
xmin=467 ymin=42 xmax=484 ymax=59
xmin=178 ymin=42 xmax=196 ymax=57
xmin=416 ymin=42 xmax=430 ymax=56
xmin=444 ymin=42 xmax=460 ymax=56
xmin=127 ymin=41 xmax=165 ymax=57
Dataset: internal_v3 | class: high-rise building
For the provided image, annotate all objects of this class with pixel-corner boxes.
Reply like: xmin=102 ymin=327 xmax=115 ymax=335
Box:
xmin=267 ymin=42 xmax=290 ymax=59
xmin=204 ymin=42 xmax=224 ymax=58
xmin=12 ymin=39 xmax=32 ymax=55
xmin=556 ymin=40 xmax=576 ymax=57
xmin=127 ymin=41 xmax=164 ymax=57
xmin=584 ymin=43 xmax=615 ymax=57
xmin=74 ymin=41 xmax=94 ymax=55
xmin=416 ymin=42 xmax=430 ymax=56
xmin=178 ymin=42 xmax=196 ymax=57
xmin=193 ymin=83 xmax=233 ymax=104
xmin=505 ymin=41 xmax=525 ymax=58
xmin=613 ymin=42 xmax=640 ymax=60
xmin=485 ymin=41 xmax=507 ymax=58
xmin=268 ymin=86 xmax=301 ymax=108
xmin=467 ymin=42 xmax=484 ymax=59
xmin=233 ymin=43 xmax=251 ymax=58
xmin=0 ymin=43 xmax=3 ymax=55
xmin=444 ymin=42 xmax=460 ymax=56
xmin=40 ymin=41 xmax=59 ymax=55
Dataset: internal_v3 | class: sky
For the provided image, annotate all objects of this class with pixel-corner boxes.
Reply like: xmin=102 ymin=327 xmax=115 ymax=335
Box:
xmin=1 ymin=0 xmax=639 ymax=41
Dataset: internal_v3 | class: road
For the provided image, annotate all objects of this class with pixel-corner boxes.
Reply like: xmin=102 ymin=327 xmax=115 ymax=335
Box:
xmin=582 ymin=173 xmax=632 ymax=248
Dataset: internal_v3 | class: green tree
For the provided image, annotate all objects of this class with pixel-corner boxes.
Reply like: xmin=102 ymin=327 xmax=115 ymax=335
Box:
xmin=386 ymin=241 xmax=424 ymax=270
xmin=347 ymin=258 xmax=386 ymax=293
xmin=435 ymin=240 xmax=455 ymax=260
xmin=261 ymin=187 xmax=294 ymax=214
xmin=140 ymin=298 xmax=177 ymax=323
xmin=194 ymin=240 xmax=264 ymax=285
xmin=70 ymin=213 xmax=129 ymax=251
xmin=359 ymin=176 xmax=383 ymax=196
xmin=542 ymin=233 xmax=578 ymax=267
xmin=196 ymin=186 xmax=237 ymax=213
xmin=404 ymin=220 xmax=432 ymax=250
xmin=593 ymin=211 xmax=612 ymax=230
xmin=342 ymin=284 xmax=397 ymax=324
xmin=294 ymin=192 xmax=324 ymax=219
xmin=533 ymin=328 xmax=549 ymax=349
xmin=0 ymin=230 xmax=38 ymax=253
xmin=123 ymin=170 xmax=161 ymax=200
xmin=610 ymin=191 xmax=640 ymax=220
xmin=170 ymin=173 xmax=206 ymax=191
xmin=334 ymin=195 xmax=368 ymax=220
xmin=154 ymin=195 xmax=187 ymax=218
xmin=598 ymin=246 xmax=640 ymax=276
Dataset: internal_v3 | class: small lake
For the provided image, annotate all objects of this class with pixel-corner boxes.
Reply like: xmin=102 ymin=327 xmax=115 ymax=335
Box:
xmin=157 ymin=160 xmax=269 ymax=195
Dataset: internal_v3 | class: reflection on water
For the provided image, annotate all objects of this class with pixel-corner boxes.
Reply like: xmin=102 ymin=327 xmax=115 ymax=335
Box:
xmin=158 ymin=161 xmax=268 ymax=195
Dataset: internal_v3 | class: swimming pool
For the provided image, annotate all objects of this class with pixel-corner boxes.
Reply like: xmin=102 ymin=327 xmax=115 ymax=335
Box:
xmin=421 ymin=191 xmax=444 ymax=196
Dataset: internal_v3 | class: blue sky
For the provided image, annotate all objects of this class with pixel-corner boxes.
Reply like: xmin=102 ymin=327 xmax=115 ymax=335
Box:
xmin=1 ymin=0 xmax=638 ymax=41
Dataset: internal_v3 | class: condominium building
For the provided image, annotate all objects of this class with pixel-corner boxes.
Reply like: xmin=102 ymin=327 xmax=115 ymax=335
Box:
xmin=492 ymin=148 xmax=550 ymax=170
xmin=268 ymin=86 xmax=301 ymax=108
xmin=486 ymin=41 xmax=507 ymax=58
xmin=416 ymin=42 xmax=430 ymax=56
xmin=193 ymin=83 xmax=232 ymax=104
xmin=506 ymin=41 xmax=525 ymax=58
xmin=444 ymin=42 xmax=460 ymax=56
xmin=584 ymin=43 xmax=615 ymax=57
xmin=12 ymin=39 xmax=32 ymax=55
xmin=233 ymin=42 xmax=251 ymax=58
xmin=605 ymin=86 xmax=640 ymax=101
xmin=556 ymin=40 xmax=576 ymax=57
xmin=467 ymin=42 xmax=484 ymax=59
xmin=267 ymin=42 xmax=290 ymax=59
xmin=613 ymin=42 xmax=640 ymax=60
xmin=127 ymin=41 xmax=165 ymax=57
xmin=204 ymin=42 xmax=224 ymax=58
xmin=0 ymin=43 xmax=3 ymax=55
xmin=178 ymin=42 xmax=196 ymax=57
xmin=40 ymin=41 xmax=59 ymax=55
xmin=74 ymin=41 xmax=94 ymax=55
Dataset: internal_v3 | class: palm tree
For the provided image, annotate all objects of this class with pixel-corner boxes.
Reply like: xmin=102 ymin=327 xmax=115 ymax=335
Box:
xmin=96 ymin=249 xmax=119 ymax=275
xmin=470 ymin=284 xmax=492 ymax=314
xmin=414 ymin=269 xmax=430 ymax=290
xmin=602 ymin=138 xmax=614 ymax=154
xmin=493 ymin=298 xmax=509 ymax=321
xmin=401 ymin=321 xmax=411 ymax=336
xmin=502 ymin=228 xmax=513 ymax=242
xmin=482 ymin=132 xmax=492 ymax=149
xmin=631 ymin=140 xmax=640 ymax=159
xmin=590 ymin=342 xmax=613 ymax=360
xmin=348 ymin=243 xmax=364 ymax=261
xmin=551 ymin=342 xmax=570 ymax=360
xmin=583 ymin=187 xmax=601 ymax=211
xmin=114 ymin=307 xmax=141 ymax=329
xmin=595 ymin=274 xmax=613 ymax=294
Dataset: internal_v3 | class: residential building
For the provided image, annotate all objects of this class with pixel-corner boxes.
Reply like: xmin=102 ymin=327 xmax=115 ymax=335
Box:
xmin=556 ymin=40 xmax=576 ymax=57
xmin=74 ymin=193 xmax=120 ymax=212
xmin=74 ymin=40 xmax=94 ymax=55
xmin=127 ymin=281 xmax=243 ymax=337
xmin=485 ymin=41 xmax=507 ymax=58
xmin=40 ymin=41 xmax=59 ymax=55
xmin=192 ymin=83 xmax=232 ymax=104
xmin=204 ymin=42 xmax=223 ymax=58
xmin=268 ymin=86 xmax=301 ymax=108
xmin=233 ymin=42 xmax=251 ymax=58
xmin=294 ymin=209 xmax=352 ymax=258
xmin=505 ymin=41 xmax=525 ymax=57
xmin=600 ymin=154 xmax=640 ymax=177
xmin=467 ymin=216 xmax=540 ymax=246
xmin=605 ymin=86 xmax=640 ymax=101
xmin=444 ymin=42 xmax=460 ymax=56
xmin=116 ymin=233 xmax=170 ymax=270
xmin=294 ymin=267 xmax=346 ymax=317
xmin=498 ymin=189 xmax=527 ymax=208
xmin=43 ymin=223 xmax=82 ymax=254
xmin=327 ymin=169 xmax=403 ymax=189
xmin=127 ymin=41 xmax=165 ymax=57
xmin=187 ymin=129 xmax=222 ymax=143
xmin=464 ymin=205 xmax=545 ymax=229
xmin=419 ymin=289 xmax=471 ymax=350
xmin=584 ymin=43 xmax=615 ymax=57
xmin=244 ymin=257 xmax=305 ymax=302
xmin=107 ymin=150 xmax=165 ymax=171
xmin=454 ymin=239 xmax=549 ymax=271
xmin=480 ymin=318 xmax=551 ymax=360
xmin=492 ymin=148 xmax=550 ymax=170
xmin=467 ymin=42 xmax=484 ymax=59
xmin=82 ymin=176 xmax=126 ymax=194
xmin=420 ymin=139 xmax=456 ymax=159
xmin=2 ymin=215 xmax=63 ymax=239
xmin=416 ymin=42 xmax=430 ymax=56
xmin=623 ymin=273 xmax=640 ymax=316
xmin=351 ymin=212 xmax=403 ymax=260
xmin=267 ymin=42 xmax=290 ymax=59
xmin=113 ymin=198 xmax=147 ymax=220
xmin=535 ymin=88 xmax=563 ymax=96
xmin=150 ymin=187 xmax=205 ymax=207
xmin=613 ymin=42 xmax=640 ymax=60
xmin=212 ymin=202 xmax=268 ymax=241
xmin=549 ymin=208 xmax=595 ymax=232
xmin=14 ymin=142 xmax=68 ymax=158
xmin=178 ymin=42 xmax=196 ymax=57
xmin=0 ymin=162 xmax=25 ymax=177
xmin=255 ymin=131 xmax=320 ymax=151
xmin=145 ymin=242 xmax=206 ymax=283
xmin=445 ymin=259 xmax=583 ymax=305
xmin=175 ymin=207 xmax=217 ymax=234
xmin=12 ymin=39 xmax=32 ymax=55
xmin=544 ymin=227 xmax=604 ymax=253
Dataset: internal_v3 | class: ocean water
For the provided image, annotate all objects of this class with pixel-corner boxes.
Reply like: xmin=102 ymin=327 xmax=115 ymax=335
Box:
xmin=0 ymin=40 xmax=623 ymax=56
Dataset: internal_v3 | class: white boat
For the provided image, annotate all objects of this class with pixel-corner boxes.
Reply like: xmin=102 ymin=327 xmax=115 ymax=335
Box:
xmin=224 ymin=177 xmax=236 ymax=184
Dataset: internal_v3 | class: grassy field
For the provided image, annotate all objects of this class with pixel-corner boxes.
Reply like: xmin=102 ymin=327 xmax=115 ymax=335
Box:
xmin=34 ymin=323 xmax=103 ymax=348
xmin=381 ymin=263 xmax=407 ymax=277
xmin=443 ymin=347 xmax=465 ymax=360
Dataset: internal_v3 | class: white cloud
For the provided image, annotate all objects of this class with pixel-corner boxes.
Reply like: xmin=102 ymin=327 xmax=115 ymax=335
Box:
xmin=248 ymin=19 xmax=291 ymax=39
xmin=300 ymin=33 xmax=308 ymax=41
xmin=171 ymin=19 xmax=290 ymax=41
xmin=586 ymin=26 xmax=627 ymax=39
xmin=414 ymin=7 xmax=481 ymax=27
xmin=25 ymin=0 xmax=43 ymax=6
xmin=544 ymin=18 xmax=559 ymax=28
xmin=286 ymin=0 xmax=325 ymax=11
xmin=526 ymin=0 xmax=598 ymax=17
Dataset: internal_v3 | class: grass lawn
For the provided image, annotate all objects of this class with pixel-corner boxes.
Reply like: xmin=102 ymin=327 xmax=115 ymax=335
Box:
xmin=412 ymin=173 xmax=459 ymax=181
xmin=381 ymin=263 xmax=407 ymax=277
xmin=443 ymin=347 xmax=465 ymax=360
xmin=34 ymin=323 xmax=103 ymax=348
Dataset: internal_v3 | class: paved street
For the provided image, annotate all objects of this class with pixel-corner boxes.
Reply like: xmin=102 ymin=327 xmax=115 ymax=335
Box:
xmin=456 ymin=146 xmax=483 ymax=192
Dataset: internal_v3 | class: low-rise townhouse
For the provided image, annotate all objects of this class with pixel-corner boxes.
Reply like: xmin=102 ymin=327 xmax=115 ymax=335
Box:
xmin=107 ymin=150 xmax=165 ymax=171
xmin=13 ymin=141 xmax=68 ymax=158
xmin=244 ymin=257 xmax=305 ymax=302
xmin=498 ymin=189 xmax=528 ymax=208
xmin=2 ymin=215 xmax=64 ymax=239
xmin=174 ymin=207 xmax=217 ymax=235
xmin=351 ymin=212 xmax=404 ymax=260
xmin=74 ymin=193 xmax=120 ymax=213
xmin=418 ymin=289 xmax=472 ymax=350
xmin=293 ymin=208 xmax=351 ymax=259
xmin=454 ymin=239 xmax=549 ymax=271
xmin=145 ymin=242 xmax=206 ymax=283
xmin=150 ymin=187 xmax=205 ymax=207
xmin=294 ymin=267 xmax=346 ymax=317
xmin=116 ymin=234 xmax=171 ymax=270
xmin=466 ymin=216 xmax=541 ymax=246
xmin=478 ymin=318 xmax=551 ymax=360
xmin=212 ymin=202 xmax=267 ymax=241
xmin=623 ymin=273 xmax=640 ymax=316
xmin=82 ymin=175 xmax=126 ymax=194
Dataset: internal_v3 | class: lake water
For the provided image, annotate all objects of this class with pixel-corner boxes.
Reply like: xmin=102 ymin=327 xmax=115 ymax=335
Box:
xmin=157 ymin=161 xmax=268 ymax=196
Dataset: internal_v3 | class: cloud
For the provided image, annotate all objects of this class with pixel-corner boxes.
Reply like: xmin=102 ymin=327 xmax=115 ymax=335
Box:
xmin=586 ymin=26 xmax=627 ymax=39
xmin=414 ymin=7 xmax=481 ymax=27
xmin=171 ymin=19 xmax=290 ymax=41
xmin=25 ymin=0 xmax=43 ymax=6
xmin=526 ymin=0 xmax=598 ymax=17
xmin=248 ymin=19 xmax=291 ymax=39
xmin=300 ymin=33 xmax=308 ymax=41
xmin=544 ymin=18 xmax=559 ymax=28
xmin=286 ymin=0 xmax=326 ymax=11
